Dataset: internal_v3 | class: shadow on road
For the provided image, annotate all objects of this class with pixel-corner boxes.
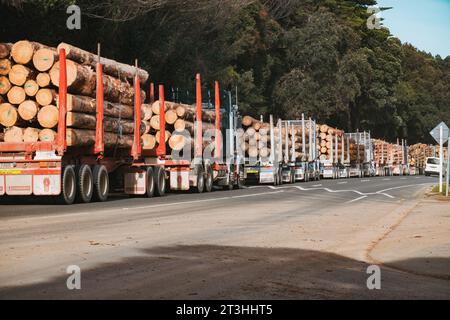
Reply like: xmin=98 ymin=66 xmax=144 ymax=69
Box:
xmin=0 ymin=245 xmax=449 ymax=300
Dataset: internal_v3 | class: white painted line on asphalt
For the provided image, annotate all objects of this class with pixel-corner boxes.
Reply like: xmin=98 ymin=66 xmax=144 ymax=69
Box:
xmin=4 ymin=190 xmax=286 ymax=222
xmin=375 ymin=183 xmax=432 ymax=195
xmin=361 ymin=180 xmax=370 ymax=182
xmin=337 ymin=181 xmax=348 ymax=185
xmin=312 ymin=184 xmax=322 ymax=187
xmin=346 ymin=196 xmax=367 ymax=203
xmin=382 ymin=178 xmax=391 ymax=181
xmin=400 ymin=177 xmax=407 ymax=180
xmin=123 ymin=190 xmax=286 ymax=210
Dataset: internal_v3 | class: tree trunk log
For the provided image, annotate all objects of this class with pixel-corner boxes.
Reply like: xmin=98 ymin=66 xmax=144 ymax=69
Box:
xmin=0 ymin=103 xmax=20 ymax=127
xmin=36 ymin=72 xmax=51 ymax=87
xmin=50 ymin=59 xmax=145 ymax=105
xmin=18 ymin=100 xmax=39 ymax=121
xmin=11 ymin=40 xmax=46 ymax=64
xmin=0 ymin=76 xmax=11 ymax=95
xmin=142 ymin=134 xmax=156 ymax=150
xmin=7 ymin=86 xmax=26 ymax=104
xmin=0 ymin=43 xmax=12 ymax=59
xmin=66 ymin=128 xmax=133 ymax=148
xmin=0 ymin=59 xmax=11 ymax=76
xmin=9 ymin=64 xmax=34 ymax=86
xmin=4 ymin=126 xmax=23 ymax=143
xmin=23 ymin=127 xmax=40 ymax=143
xmin=24 ymin=80 xmax=39 ymax=97
xmin=165 ymin=109 xmax=177 ymax=125
xmin=33 ymin=48 xmax=57 ymax=72
xmin=36 ymin=88 xmax=56 ymax=106
xmin=37 ymin=105 xmax=59 ymax=128
xmin=62 ymin=94 xmax=135 ymax=120
xmin=66 ymin=111 xmax=145 ymax=134
xmin=39 ymin=128 xmax=56 ymax=142
xmin=57 ymin=42 xmax=149 ymax=83
xmin=155 ymin=130 xmax=171 ymax=144
xmin=141 ymin=104 xmax=153 ymax=121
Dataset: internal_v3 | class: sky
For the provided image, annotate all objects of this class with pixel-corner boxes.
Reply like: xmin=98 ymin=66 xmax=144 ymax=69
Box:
xmin=376 ymin=0 xmax=450 ymax=58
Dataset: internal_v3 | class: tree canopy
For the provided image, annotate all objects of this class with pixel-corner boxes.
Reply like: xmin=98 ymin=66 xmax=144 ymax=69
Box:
xmin=1 ymin=0 xmax=449 ymax=144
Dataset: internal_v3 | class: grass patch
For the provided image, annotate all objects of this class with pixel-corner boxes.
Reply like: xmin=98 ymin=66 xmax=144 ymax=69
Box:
xmin=432 ymin=184 xmax=448 ymax=194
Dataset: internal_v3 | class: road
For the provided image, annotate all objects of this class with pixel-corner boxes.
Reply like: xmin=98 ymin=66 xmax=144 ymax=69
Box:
xmin=0 ymin=175 xmax=449 ymax=299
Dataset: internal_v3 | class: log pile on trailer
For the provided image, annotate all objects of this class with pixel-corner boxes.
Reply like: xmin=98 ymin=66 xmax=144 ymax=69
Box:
xmin=0 ymin=40 xmax=148 ymax=151
xmin=240 ymin=115 xmax=271 ymax=158
xmin=143 ymin=100 xmax=217 ymax=155
xmin=280 ymin=122 xmax=311 ymax=161
xmin=316 ymin=124 xmax=345 ymax=161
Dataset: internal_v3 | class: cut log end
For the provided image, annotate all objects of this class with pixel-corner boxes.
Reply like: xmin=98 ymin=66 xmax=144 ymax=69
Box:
xmin=0 ymin=103 xmax=18 ymax=127
xmin=18 ymin=100 xmax=39 ymax=121
xmin=33 ymin=48 xmax=56 ymax=72
xmin=37 ymin=105 xmax=59 ymax=128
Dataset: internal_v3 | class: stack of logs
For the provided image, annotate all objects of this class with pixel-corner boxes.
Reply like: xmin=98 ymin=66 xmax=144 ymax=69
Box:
xmin=240 ymin=116 xmax=271 ymax=158
xmin=0 ymin=40 xmax=148 ymax=149
xmin=316 ymin=124 xmax=347 ymax=161
xmin=281 ymin=124 xmax=311 ymax=161
xmin=142 ymin=100 xmax=217 ymax=155
xmin=409 ymin=143 xmax=448 ymax=168
xmin=373 ymin=139 xmax=391 ymax=166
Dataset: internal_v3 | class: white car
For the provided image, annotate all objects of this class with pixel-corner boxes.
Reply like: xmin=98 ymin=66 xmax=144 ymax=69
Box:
xmin=425 ymin=157 xmax=446 ymax=176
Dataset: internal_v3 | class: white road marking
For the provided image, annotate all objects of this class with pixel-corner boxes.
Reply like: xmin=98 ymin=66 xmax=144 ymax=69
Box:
xmin=400 ymin=177 xmax=407 ymax=180
xmin=4 ymin=190 xmax=286 ymax=222
xmin=337 ymin=181 xmax=348 ymax=185
xmin=346 ymin=196 xmax=367 ymax=203
xmin=312 ymin=184 xmax=322 ymax=187
xmin=382 ymin=178 xmax=391 ymax=181
xmin=361 ymin=180 xmax=370 ymax=182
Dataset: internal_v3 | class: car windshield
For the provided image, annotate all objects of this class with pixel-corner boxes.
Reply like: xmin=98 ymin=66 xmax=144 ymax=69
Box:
xmin=427 ymin=158 xmax=439 ymax=165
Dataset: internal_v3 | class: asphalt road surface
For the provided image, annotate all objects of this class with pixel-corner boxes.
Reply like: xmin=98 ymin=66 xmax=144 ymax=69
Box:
xmin=0 ymin=175 xmax=449 ymax=299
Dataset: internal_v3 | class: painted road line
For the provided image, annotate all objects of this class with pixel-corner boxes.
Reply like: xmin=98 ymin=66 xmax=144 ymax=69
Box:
xmin=312 ymin=184 xmax=322 ymax=187
xmin=337 ymin=181 xmax=348 ymax=185
xmin=3 ymin=190 xmax=286 ymax=222
xmin=346 ymin=196 xmax=367 ymax=203
xmin=361 ymin=179 xmax=371 ymax=182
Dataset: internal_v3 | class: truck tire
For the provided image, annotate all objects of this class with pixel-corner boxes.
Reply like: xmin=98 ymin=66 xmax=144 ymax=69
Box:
xmin=93 ymin=165 xmax=109 ymax=202
xmin=153 ymin=166 xmax=166 ymax=197
xmin=145 ymin=167 xmax=155 ymax=198
xmin=193 ymin=165 xmax=204 ymax=193
xmin=204 ymin=165 xmax=213 ymax=192
xmin=76 ymin=164 xmax=93 ymax=203
xmin=60 ymin=165 xmax=76 ymax=205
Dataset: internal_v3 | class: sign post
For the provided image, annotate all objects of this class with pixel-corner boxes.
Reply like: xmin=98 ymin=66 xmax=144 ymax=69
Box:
xmin=430 ymin=122 xmax=449 ymax=194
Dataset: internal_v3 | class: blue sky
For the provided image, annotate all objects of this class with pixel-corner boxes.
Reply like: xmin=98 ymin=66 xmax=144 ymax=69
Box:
xmin=376 ymin=0 xmax=450 ymax=58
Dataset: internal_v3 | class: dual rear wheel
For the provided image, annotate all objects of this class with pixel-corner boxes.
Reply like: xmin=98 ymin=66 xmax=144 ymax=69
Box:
xmin=60 ymin=165 xmax=109 ymax=205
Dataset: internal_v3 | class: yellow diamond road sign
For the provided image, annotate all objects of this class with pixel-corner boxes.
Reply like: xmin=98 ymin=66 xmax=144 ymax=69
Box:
xmin=430 ymin=122 xmax=449 ymax=144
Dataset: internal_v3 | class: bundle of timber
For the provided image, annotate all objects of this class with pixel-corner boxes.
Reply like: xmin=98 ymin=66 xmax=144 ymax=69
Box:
xmin=281 ymin=123 xmax=312 ymax=161
xmin=143 ymin=100 xmax=217 ymax=156
xmin=373 ymin=139 xmax=391 ymax=166
xmin=316 ymin=124 xmax=346 ymax=161
xmin=239 ymin=115 xmax=271 ymax=158
xmin=0 ymin=40 xmax=148 ymax=150
xmin=408 ymin=143 xmax=434 ymax=168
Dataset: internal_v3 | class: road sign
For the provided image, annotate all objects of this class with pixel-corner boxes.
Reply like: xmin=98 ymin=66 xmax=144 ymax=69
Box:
xmin=430 ymin=122 xmax=449 ymax=144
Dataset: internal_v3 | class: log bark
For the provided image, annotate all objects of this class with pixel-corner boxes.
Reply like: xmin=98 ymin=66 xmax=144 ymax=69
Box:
xmin=18 ymin=100 xmax=39 ymax=121
xmin=152 ymin=100 xmax=216 ymax=122
xmin=11 ymin=40 xmax=46 ymax=65
xmin=150 ymin=115 xmax=160 ymax=131
xmin=24 ymin=80 xmax=39 ymax=97
xmin=36 ymin=88 xmax=56 ymax=106
xmin=4 ymin=126 xmax=23 ymax=143
xmin=242 ymin=115 xmax=257 ymax=127
xmin=61 ymin=94 xmax=135 ymax=120
xmin=0 ymin=43 xmax=12 ymax=59
xmin=50 ymin=59 xmax=145 ymax=105
xmin=36 ymin=72 xmax=51 ymax=87
xmin=66 ymin=111 xmax=144 ymax=134
xmin=37 ymin=105 xmax=59 ymax=128
xmin=23 ymin=127 xmax=40 ymax=143
xmin=39 ymin=128 xmax=56 ymax=142
xmin=33 ymin=48 xmax=57 ymax=72
xmin=0 ymin=59 xmax=12 ymax=76
xmin=66 ymin=129 xmax=133 ymax=148
xmin=9 ymin=64 xmax=33 ymax=86
xmin=183 ymin=120 xmax=215 ymax=135
xmin=57 ymin=43 xmax=149 ymax=83
xmin=0 ymin=76 xmax=11 ymax=95
xmin=7 ymin=86 xmax=26 ymax=105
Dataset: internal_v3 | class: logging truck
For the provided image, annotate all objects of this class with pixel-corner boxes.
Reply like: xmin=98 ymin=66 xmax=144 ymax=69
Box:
xmin=0 ymin=43 xmax=243 ymax=204
xmin=242 ymin=115 xmax=283 ymax=185
xmin=280 ymin=116 xmax=320 ymax=183
xmin=344 ymin=132 xmax=374 ymax=178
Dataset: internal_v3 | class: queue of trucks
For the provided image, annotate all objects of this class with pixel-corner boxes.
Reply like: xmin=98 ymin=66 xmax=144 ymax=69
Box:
xmin=0 ymin=47 xmax=441 ymax=204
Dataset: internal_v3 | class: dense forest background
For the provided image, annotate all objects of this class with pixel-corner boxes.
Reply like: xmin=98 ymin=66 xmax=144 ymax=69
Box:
xmin=1 ymin=0 xmax=449 ymax=144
